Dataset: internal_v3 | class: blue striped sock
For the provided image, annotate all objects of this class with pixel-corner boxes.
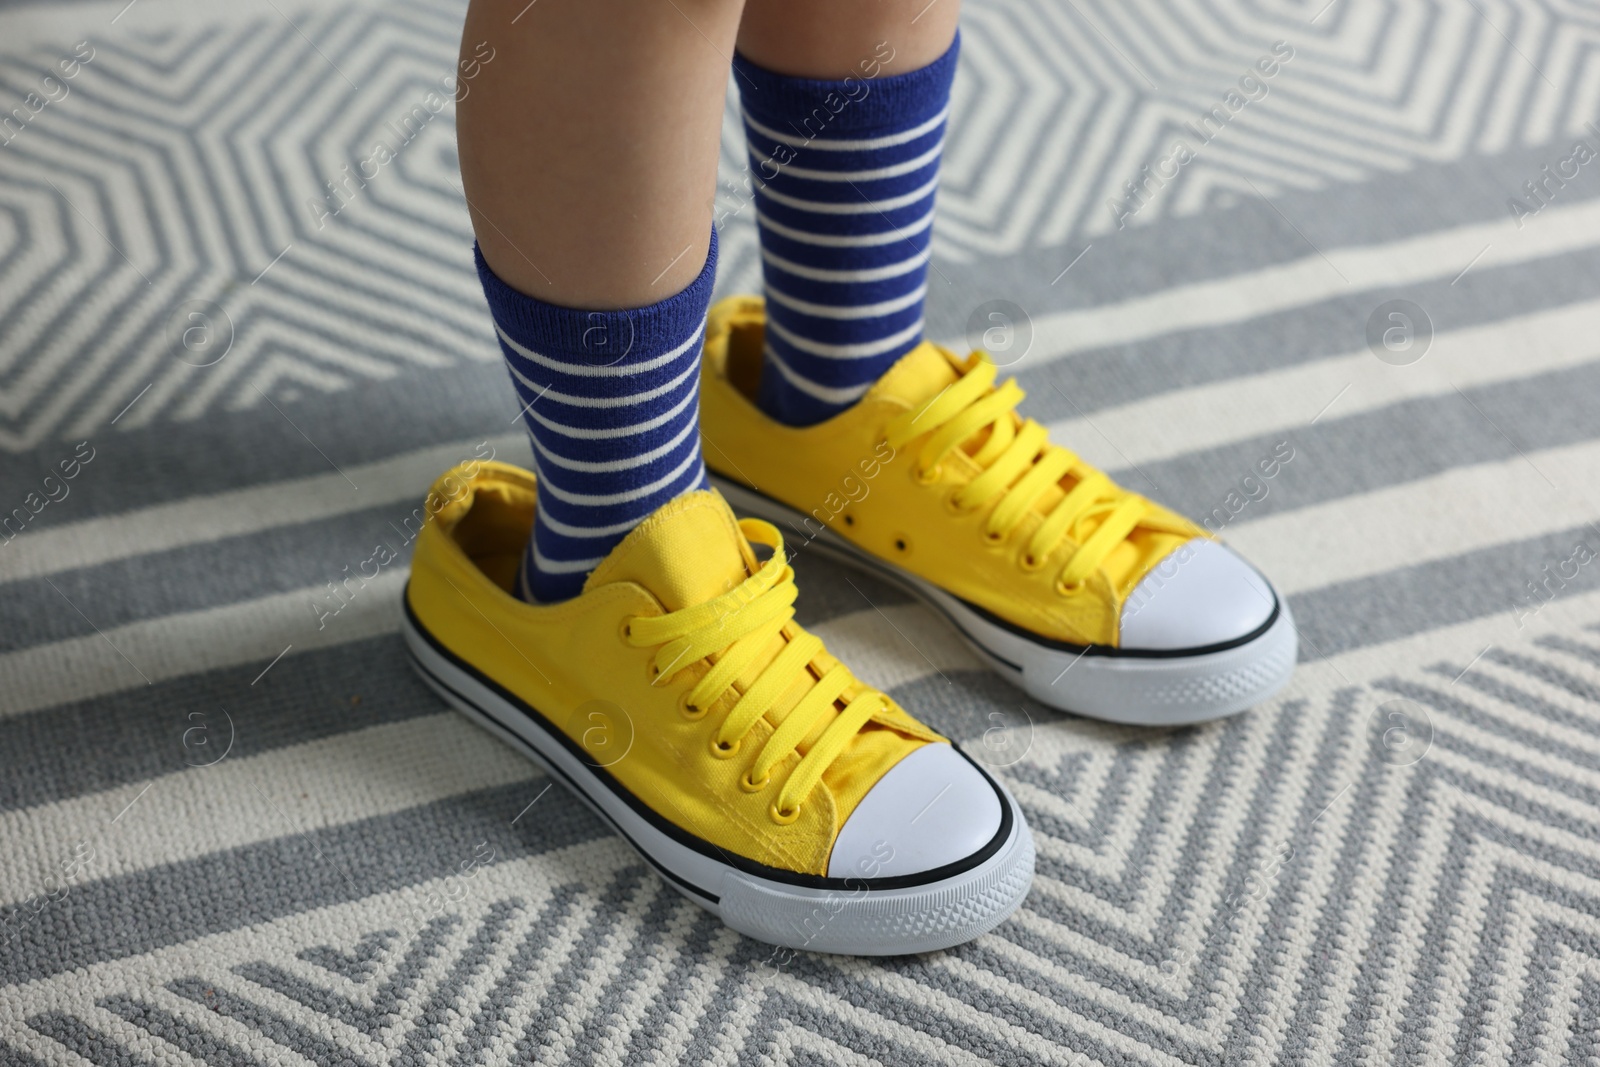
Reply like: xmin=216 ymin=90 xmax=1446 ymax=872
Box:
xmin=735 ymin=36 xmax=958 ymax=426
xmin=474 ymin=232 xmax=716 ymax=602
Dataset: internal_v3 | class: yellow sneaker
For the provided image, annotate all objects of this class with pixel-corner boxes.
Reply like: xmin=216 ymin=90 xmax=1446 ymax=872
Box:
xmin=402 ymin=460 xmax=1034 ymax=954
xmin=699 ymin=296 xmax=1296 ymax=725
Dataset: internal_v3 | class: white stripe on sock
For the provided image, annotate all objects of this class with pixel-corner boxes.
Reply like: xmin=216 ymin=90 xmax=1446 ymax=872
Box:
xmin=516 ymin=383 xmax=698 ymax=441
xmin=528 ymin=405 xmax=699 ymax=473
xmin=764 ymin=280 xmax=929 ymax=320
xmin=495 ymin=321 xmax=705 ymax=379
xmin=535 ymin=507 xmax=660 ymax=541
xmin=740 ymin=103 xmax=950 ymax=151
xmin=747 ymin=138 xmax=944 ymax=182
xmin=532 ymin=444 xmax=704 ymax=508
xmin=766 ymin=316 xmax=924 ymax=360
xmin=756 ymin=173 xmax=939 ymax=215
xmin=763 ymin=346 xmax=876 ymax=405
xmin=753 ymin=207 xmax=935 ymax=249
xmin=505 ymin=357 xmax=697 ymax=410
xmin=530 ymin=543 xmax=605 ymax=575
xmin=760 ymin=245 xmax=931 ymax=284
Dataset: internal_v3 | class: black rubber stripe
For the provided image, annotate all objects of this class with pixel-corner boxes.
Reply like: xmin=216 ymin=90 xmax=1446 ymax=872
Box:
xmin=406 ymin=643 xmax=721 ymax=905
xmin=402 ymin=588 xmax=1015 ymax=893
xmin=713 ymin=475 xmax=1283 ymax=660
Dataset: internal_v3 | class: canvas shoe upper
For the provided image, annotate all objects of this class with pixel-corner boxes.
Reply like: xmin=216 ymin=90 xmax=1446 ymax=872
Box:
xmin=698 ymin=297 xmax=1297 ymax=724
xmin=402 ymin=460 xmax=1034 ymax=953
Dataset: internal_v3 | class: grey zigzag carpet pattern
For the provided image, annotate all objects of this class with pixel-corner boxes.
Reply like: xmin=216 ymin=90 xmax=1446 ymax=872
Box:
xmin=9 ymin=632 xmax=1600 ymax=1063
xmin=6 ymin=0 xmax=1600 ymax=448
xmin=5 ymin=0 xmax=1600 ymax=1063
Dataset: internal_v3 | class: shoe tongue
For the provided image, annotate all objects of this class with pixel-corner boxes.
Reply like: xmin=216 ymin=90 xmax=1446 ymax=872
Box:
xmin=868 ymin=340 xmax=962 ymax=409
xmin=875 ymin=340 xmax=1010 ymax=471
xmin=583 ymin=490 xmax=753 ymax=611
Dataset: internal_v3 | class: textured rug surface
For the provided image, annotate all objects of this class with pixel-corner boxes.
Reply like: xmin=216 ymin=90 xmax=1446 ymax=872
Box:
xmin=5 ymin=0 xmax=1600 ymax=1063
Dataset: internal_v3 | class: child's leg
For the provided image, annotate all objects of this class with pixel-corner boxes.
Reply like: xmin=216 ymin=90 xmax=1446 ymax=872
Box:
xmin=460 ymin=0 xmax=739 ymax=305
xmin=458 ymin=0 xmax=744 ymax=600
xmin=737 ymin=0 xmax=960 ymax=78
xmin=734 ymin=0 xmax=962 ymax=425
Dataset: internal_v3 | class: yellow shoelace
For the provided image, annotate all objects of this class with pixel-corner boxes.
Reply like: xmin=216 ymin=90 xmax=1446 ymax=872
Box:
xmin=884 ymin=351 xmax=1148 ymax=593
xmin=624 ymin=519 xmax=882 ymax=824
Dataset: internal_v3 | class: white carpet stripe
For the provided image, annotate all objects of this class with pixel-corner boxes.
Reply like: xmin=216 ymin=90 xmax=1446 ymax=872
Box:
xmin=1225 ymin=436 xmax=1600 ymax=596
xmin=531 ymin=879 xmax=658 ymax=1063
xmin=1431 ymin=669 xmax=1600 ymax=767
xmin=808 ymin=601 xmax=983 ymax=689
xmin=0 ymin=713 xmax=536 ymax=906
xmin=7 ymin=584 xmax=1600 ymax=930
xmin=11 ymin=272 xmax=1591 ymax=599
xmin=0 ymin=568 xmax=411 ymax=720
xmin=925 ymin=952 xmax=1206 ymax=1062
xmin=9 ymin=435 xmax=1587 ymax=726
xmin=0 ymin=434 xmax=524 ymax=586
xmin=782 ymin=966 xmax=1093 ymax=1066
xmin=1045 ymin=299 xmax=1600 ymax=472
xmin=1292 ymin=586 xmax=1600 ymax=701
xmin=495 ymin=887 xmax=605 ymax=1060
xmin=0 ymin=849 xmax=639 ymax=1063
xmin=1000 ymin=195 xmax=1600 ymax=368
xmin=1471 ymin=656 xmax=1600 ymax=730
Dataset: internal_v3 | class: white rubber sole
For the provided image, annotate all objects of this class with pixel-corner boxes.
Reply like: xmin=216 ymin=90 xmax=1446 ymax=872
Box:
xmin=401 ymin=599 xmax=1035 ymax=956
xmin=713 ymin=476 xmax=1298 ymax=726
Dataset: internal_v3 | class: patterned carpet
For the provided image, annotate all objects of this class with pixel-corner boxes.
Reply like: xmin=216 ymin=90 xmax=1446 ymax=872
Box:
xmin=5 ymin=0 xmax=1600 ymax=1063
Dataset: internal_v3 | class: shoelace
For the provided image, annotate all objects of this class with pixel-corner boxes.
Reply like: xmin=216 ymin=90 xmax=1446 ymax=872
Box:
xmin=884 ymin=351 xmax=1148 ymax=593
xmin=623 ymin=519 xmax=882 ymax=824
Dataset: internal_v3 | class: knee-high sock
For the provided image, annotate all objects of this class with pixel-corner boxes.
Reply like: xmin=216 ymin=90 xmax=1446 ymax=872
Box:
xmin=475 ymin=231 xmax=716 ymax=602
xmin=735 ymin=36 xmax=958 ymax=426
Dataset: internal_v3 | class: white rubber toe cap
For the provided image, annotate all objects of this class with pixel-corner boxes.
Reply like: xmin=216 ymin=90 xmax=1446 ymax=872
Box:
xmin=827 ymin=743 xmax=1002 ymax=879
xmin=1119 ymin=538 xmax=1277 ymax=652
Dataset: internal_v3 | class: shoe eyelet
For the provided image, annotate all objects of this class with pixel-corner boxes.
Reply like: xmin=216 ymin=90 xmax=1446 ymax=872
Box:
xmin=619 ymin=617 xmax=636 ymax=642
xmin=739 ymin=770 xmax=770 ymax=793
xmin=944 ymin=490 xmax=976 ymax=516
xmin=913 ymin=463 xmax=942 ymax=486
xmin=769 ymin=800 xmax=802 ymax=824
xmin=1019 ymin=551 xmax=1045 ymax=573
xmin=710 ymin=736 xmax=741 ymax=759
xmin=1055 ymin=578 xmax=1085 ymax=596
xmin=982 ymin=527 xmax=1008 ymax=545
xmin=679 ymin=691 xmax=707 ymax=720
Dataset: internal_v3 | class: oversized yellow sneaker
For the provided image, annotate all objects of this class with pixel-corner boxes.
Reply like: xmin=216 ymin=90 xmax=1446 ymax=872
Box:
xmin=699 ymin=297 xmax=1297 ymax=726
xmin=402 ymin=460 xmax=1034 ymax=954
